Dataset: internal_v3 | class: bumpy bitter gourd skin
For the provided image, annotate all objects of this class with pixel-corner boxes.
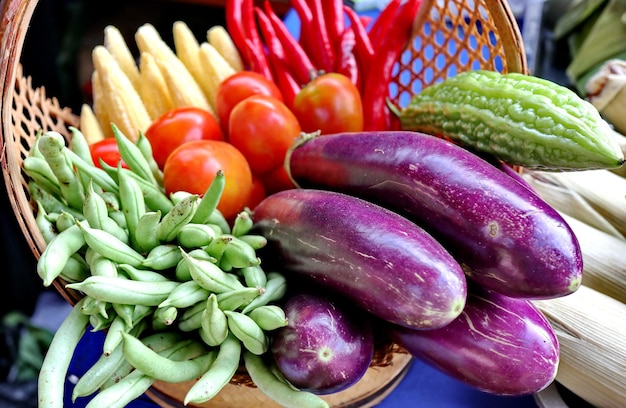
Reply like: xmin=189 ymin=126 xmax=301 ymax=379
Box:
xmin=399 ymin=70 xmax=624 ymax=170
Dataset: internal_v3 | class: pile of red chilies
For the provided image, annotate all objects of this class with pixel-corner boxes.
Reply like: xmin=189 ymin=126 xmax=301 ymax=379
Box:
xmin=225 ymin=0 xmax=422 ymax=131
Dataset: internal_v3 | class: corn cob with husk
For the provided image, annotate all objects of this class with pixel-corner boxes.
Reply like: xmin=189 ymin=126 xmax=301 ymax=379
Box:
xmin=533 ymin=285 xmax=626 ymax=408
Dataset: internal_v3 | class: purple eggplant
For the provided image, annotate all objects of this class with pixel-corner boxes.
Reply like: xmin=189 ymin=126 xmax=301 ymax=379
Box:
xmin=252 ymin=189 xmax=467 ymax=330
xmin=270 ymin=291 xmax=374 ymax=394
xmin=286 ymin=131 xmax=583 ymax=299
xmin=389 ymin=284 xmax=559 ymax=396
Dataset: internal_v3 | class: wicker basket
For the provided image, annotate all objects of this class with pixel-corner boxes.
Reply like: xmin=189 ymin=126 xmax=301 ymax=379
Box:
xmin=0 ymin=0 xmax=526 ymax=406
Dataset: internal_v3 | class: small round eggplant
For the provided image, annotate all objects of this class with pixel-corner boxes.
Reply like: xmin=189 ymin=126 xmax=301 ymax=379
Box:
xmin=270 ymin=292 xmax=374 ymax=395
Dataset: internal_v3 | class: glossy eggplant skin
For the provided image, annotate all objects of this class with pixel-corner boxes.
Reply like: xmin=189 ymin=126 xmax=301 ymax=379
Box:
xmin=252 ymin=189 xmax=467 ymax=330
xmin=287 ymin=131 xmax=583 ymax=299
xmin=389 ymin=284 xmax=560 ymax=396
xmin=270 ymin=291 xmax=374 ymax=395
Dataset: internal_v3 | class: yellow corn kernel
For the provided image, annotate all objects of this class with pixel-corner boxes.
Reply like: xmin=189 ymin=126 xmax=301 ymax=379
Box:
xmin=91 ymin=70 xmax=114 ymax=139
xmin=207 ymin=25 xmax=244 ymax=72
xmin=79 ymin=103 xmax=105 ymax=145
xmin=135 ymin=23 xmax=211 ymax=113
xmin=139 ymin=52 xmax=175 ymax=119
xmin=104 ymin=25 xmax=141 ymax=92
xmin=198 ymin=42 xmax=237 ymax=109
xmin=92 ymin=45 xmax=152 ymax=141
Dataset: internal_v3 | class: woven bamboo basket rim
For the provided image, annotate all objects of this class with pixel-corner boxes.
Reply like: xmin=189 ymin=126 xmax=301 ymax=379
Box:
xmin=0 ymin=0 xmax=527 ymax=406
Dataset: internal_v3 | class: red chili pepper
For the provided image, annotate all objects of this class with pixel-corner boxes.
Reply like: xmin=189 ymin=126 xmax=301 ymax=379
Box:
xmin=264 ymin=0 xmax=316 ymax=85
xmin=368 ymin=0 xmax=402 ymax=54
xmin=266 ymin=51 xmax=302 ymax=109
xmin=225 ymin=0 xmax=249 ymax=66
xmin=344 ymin=5 xmax=374 ymax=80
xmin=289 ymin=0 xmax=314 ymax=56
xmin=254 ymin=6 xmax=285 ymax=62
xmin=242 ymin=0 xmax=273 ymax=80
xmin=362 ymin=0 xmax=422 ymax=131
xmin=306 ymin=0 xmax=335 ymax=72
xmin=335 ymin=28 xmax=360 ymax=89
xmin=323 ymin=0 xmax=345 ymax=50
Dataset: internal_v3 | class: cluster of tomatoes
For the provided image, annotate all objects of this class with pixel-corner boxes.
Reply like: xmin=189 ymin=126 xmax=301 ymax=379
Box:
xmin=90 ymin=71 xmax=363 ymax=220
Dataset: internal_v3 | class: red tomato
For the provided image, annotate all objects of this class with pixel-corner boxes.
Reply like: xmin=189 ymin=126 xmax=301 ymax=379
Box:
xmin=228 ymin=95 xmax=301 ymax=175
xmin=292 ymin=72 xmax=364 ymax=134
xmin=244 ymin=174 xmax=267 ymax=211
xmin=216 ymin=71 xmax=283 ymax=134
xmin=90 ymin=138 xmax=128 ymax=169
xmin=259 ymin=164 xmax=297 ymax=195
xmin=145 ymin=106 xmax=224 ymax=170
xmin=163 ymin=140 xmax=252 ymax=220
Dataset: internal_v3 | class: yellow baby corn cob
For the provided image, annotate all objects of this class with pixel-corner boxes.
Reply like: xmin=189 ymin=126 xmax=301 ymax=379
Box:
xmin=79 ymin=103 xmax=105 ymax=145
xmin=135 ymin=23 xmax=211 ymax=113
xmin=92 ymin=45 xmax=152 ymax=141
xmin=104 ymin=25 xmax=141 ymax=92
xmin=139 ymin=52 xmax=175 ymax=119
xmin=207 ymin=25 xmax=244 ymax=72
xmin=91 ymin=70 xmax=114 ymax=139
xmin=198 ymin=42 xmax=237 ymax=109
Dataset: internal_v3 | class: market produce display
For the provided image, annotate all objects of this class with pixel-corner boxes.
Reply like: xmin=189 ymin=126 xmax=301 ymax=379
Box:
xmin=10 ymin=0 xmax=625 ymax=407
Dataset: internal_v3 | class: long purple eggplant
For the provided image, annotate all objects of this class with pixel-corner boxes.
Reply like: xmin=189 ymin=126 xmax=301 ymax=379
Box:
xmin=286 ymin=131 xmax=583 ymax=299
xmin=252 ymin=189 xmax=467 ymax=330
xmin=388 ymin=283 xmax=560 ymax=396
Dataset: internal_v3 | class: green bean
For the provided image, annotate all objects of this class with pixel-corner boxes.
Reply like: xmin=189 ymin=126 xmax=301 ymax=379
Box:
xmin=247 ymin=305 xmax=288 ymax=331
xmin=85 ymin=368 xmax=154 ymax=408
xmin=120 ymin=332 xmax=214 ymax=382
xmin=23 ymin=155 xmax=62 ymax=198
xmin=152 ymin=305 xmax=178 ymax=331
xmin=159 ymin=279 xmax=209 ymax=309
xmin=182 ymin=249 xmax=244 ymax=293
xmin=35 ymin=202 xmax=58 ymax=244
xmin=191 ymin=169 xmax=225 ymax=224
xmin=208 ymin=209 xmax=231 ymax=234
xmin=241 ymin=272 xmax=287 ymax=314
xmin=83 ymin=180 xmax=129 ymax=243
xmin=141 ymin=244 xmax=182 ymax=271
xmin=216 ymin=286 xmax=261 ymax=312
xmin=135 ymin=131 xmax=164 ymax=187
xmin=118 ymin=167 xmax=173 ymax=215
xmin=38 ymin=298 xmax=89 ymax=408
xmin=200 ymin=294 xmax=228 ymax=346
xmin=156 ymin=194 xmax=199 ymax=242
xmin=237 ymin=234 xmax=268 ymax=250
xmin=28 ymin=180 xmax=84 ymax=220
xmin=65 ymin=275 xmax=179 ymax=306
xmin=174 ymin=248 xmax=215 ymax=281
xmin=37 ymin=222 xmax=86 ymax=287
xmin=77 ymin=222 xmax=144 ymax=267
xmin=221 ymin=236 xmax=261 ymax=269
xmin=176 ymin=223 xmax=217 ymax=248
xmin=184 ymin=333 xmax=241 ymax=404
xmin=231 ymin=210 xmax=253 ymax=237
xmin=38 ymin=132 xmax=86 ymax=210
xmin=133 ymin=210 xmax=162 ymax=253
xmin=224 ymin=310 xmax=268 ymax=355
xmin=243 ymin=350 xmax=330 ymax=408
xmin=112 ymin=123 xmax=159 ymax=186
xmin=240 ymin=264 xmax=267 ymax=289
xmin=117 ymin=263 xmax=169 ymax=283
xmin=177 ymin=300 xmax=206 ymax=332
xmin=118 ymin=166 xmax=146 ymax=248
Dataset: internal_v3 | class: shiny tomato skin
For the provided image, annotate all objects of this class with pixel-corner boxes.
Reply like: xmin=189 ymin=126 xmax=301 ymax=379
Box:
xmin=145 ymin=106 xmax=224 ymax=170
xmin=292 ymin=73 xmax=364 ymax=134
xmin=228 ymin=95 xmax=301 ymax=175
xmin=259 ymin=164 xmax=297 ymax=195
xmin=163 ymin=140 xmax=252 ymax=220
xmin=90 ymin=138 xmax=128 ymax=169
xmin=216 ymin=71 xmax=284 ymax=134
xmin=245 ymin=174 xmax=267 ymax=211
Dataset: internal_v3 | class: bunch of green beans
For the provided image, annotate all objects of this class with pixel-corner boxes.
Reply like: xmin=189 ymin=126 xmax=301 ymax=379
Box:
xmin=28 ymin=125 xmax=329 ymax=408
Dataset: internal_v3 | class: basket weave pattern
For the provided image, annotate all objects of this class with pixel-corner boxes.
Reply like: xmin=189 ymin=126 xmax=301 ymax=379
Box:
xmin=0 ymin=0 xmax=526 ymax=406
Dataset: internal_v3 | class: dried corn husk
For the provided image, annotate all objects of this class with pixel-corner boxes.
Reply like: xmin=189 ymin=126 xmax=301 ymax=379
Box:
xmin=559 ymin=213 xmax=626 ymax=302
xmin=534 ymin=285 xmax=626 ymax=408
xmin=586 ymin=59 xmax=626 ymax=136
xmin=566 ymin=0 xmax=626 ymax=83
xmin=520 ymin=169 xmax=625 ymax=239
xmin=520 ymin=168 xmax=626 ymax=237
